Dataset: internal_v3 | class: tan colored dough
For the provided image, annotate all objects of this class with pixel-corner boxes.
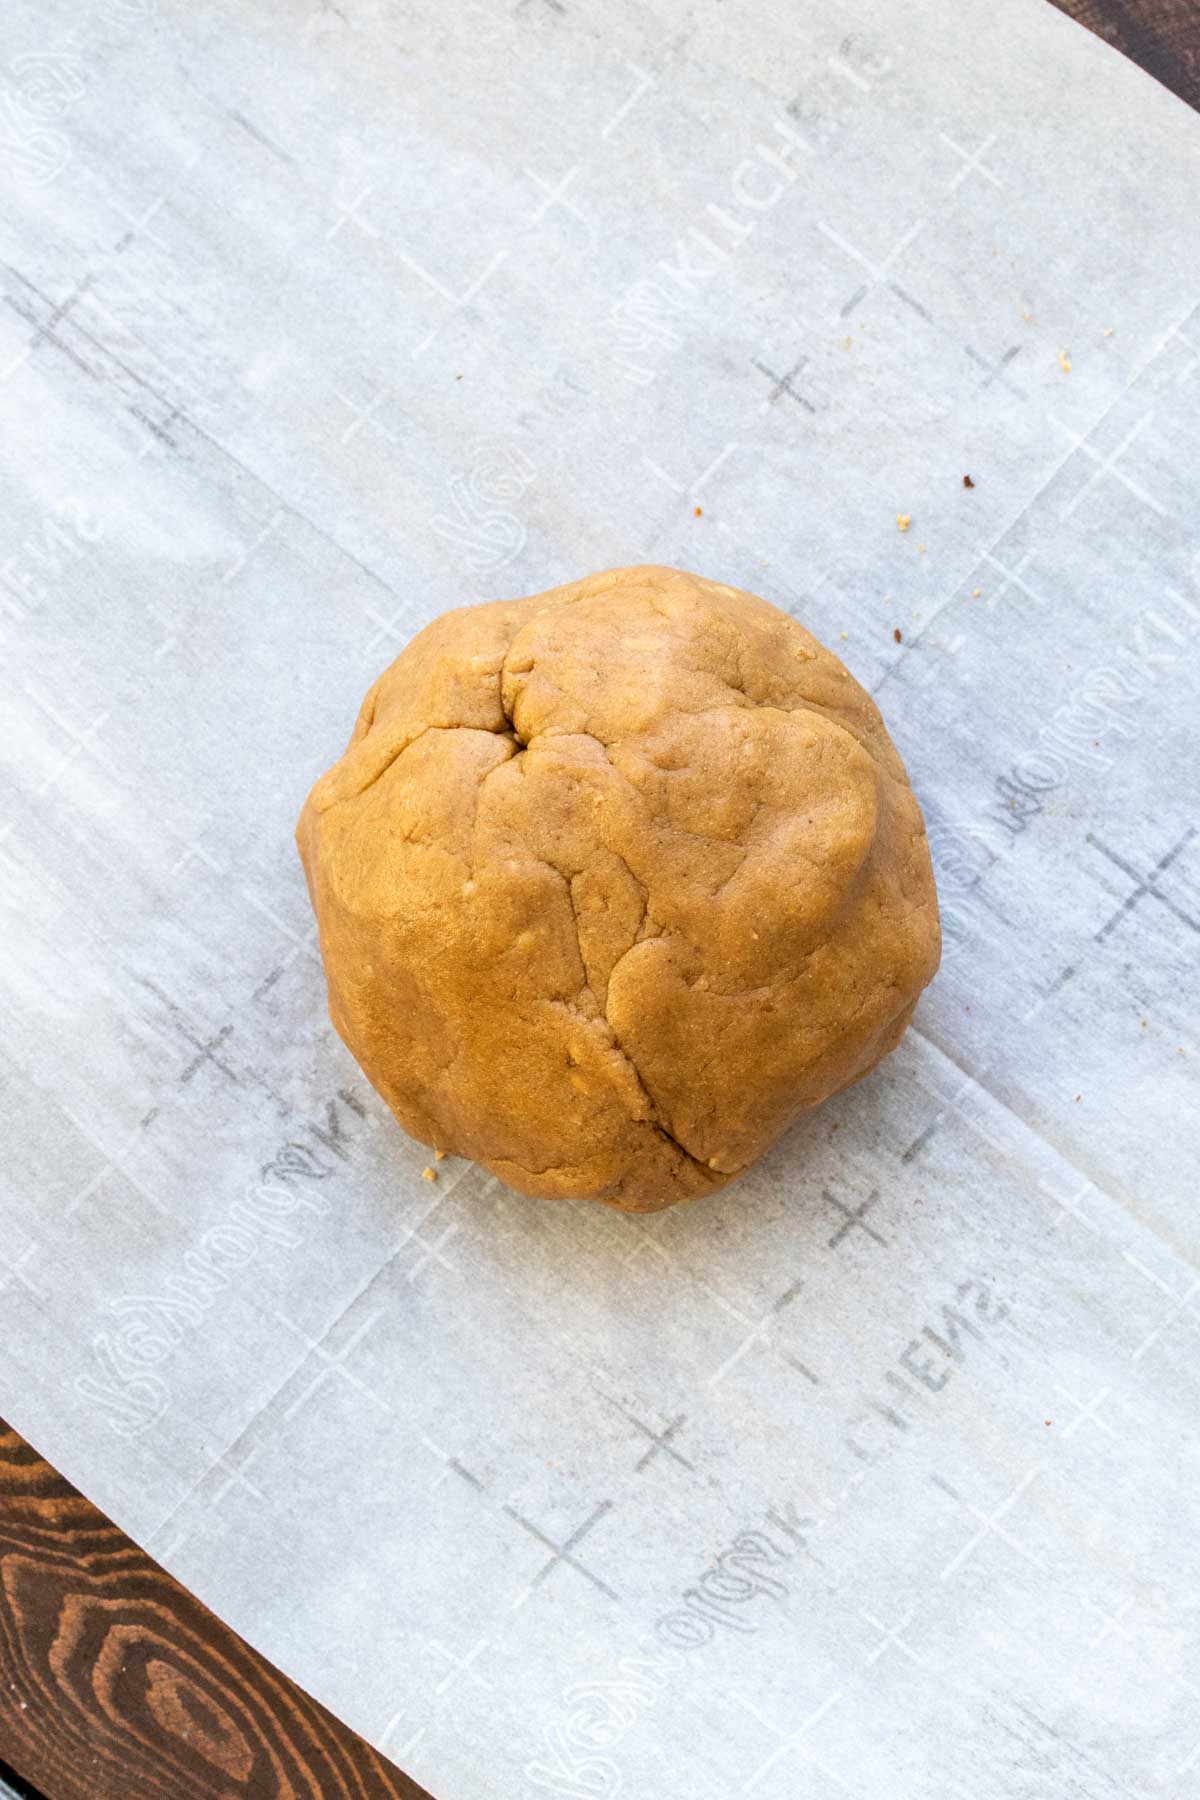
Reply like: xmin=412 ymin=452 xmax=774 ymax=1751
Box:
xmin=296 ymin=566 xmax=940 ymax=1213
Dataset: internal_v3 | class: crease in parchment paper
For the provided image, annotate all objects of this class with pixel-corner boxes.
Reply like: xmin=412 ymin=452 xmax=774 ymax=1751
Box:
xmin=140 ymin=1020 xmax=1192 ymax=1572
xmin=142 ymin=1173 xmax=480 ymax=1550
xmin=0 ymin=255 xmax=407 ymax=618
xmin=908 ymin=1022 xmax=1200 ymax=1278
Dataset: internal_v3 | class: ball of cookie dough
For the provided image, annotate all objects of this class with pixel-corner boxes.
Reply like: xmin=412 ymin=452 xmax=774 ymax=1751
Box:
xmin=297 ymin=566 xmax=939 ymax=1213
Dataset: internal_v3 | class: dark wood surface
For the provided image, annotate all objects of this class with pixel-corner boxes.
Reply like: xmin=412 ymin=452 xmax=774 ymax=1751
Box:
xmin=1053 ymin=0 xmax=1200 ymax=110
xmin=0 ymin=1425 xmax=431 ymax=1799
xmin=1 ymin=5 xmax=1196 ymax=1797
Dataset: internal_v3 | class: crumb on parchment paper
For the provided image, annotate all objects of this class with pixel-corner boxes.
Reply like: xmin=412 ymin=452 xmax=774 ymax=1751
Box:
xmin=894 ymin=627 xmax=902 ymax=643
xmin=421 ymin=1165 xmax=437 ymax=1181
xmin=1059 ymin=349 xmax=1072 ymax=372
xmin=896 ymin=514 xmax=911 ymax=531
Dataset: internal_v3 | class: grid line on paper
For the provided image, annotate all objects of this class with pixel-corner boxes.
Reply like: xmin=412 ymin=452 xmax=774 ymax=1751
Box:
xmin=931 ymin=1468 xmax=1045 ymax=1582
xmin=503 ymin=1499 xmax=620 ymax=1605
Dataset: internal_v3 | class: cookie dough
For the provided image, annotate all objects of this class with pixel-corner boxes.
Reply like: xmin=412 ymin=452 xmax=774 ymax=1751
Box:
xmin=297 ymin=566 xmax=940 ymax=1212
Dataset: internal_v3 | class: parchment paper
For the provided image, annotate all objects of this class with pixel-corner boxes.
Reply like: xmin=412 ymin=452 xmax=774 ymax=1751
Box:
xmin=2 ymin=0 xmax=1199 ymax=1794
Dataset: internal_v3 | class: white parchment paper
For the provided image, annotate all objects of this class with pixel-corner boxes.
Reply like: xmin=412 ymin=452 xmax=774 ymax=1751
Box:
xmin=2 ymin=0 xmax=1199 ymax=1794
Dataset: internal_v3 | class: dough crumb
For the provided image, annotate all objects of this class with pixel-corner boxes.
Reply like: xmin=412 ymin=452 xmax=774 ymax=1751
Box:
xmin=896 ymin=514 xmax=911 ymax=532
xmin=435 ymin=1148 xmax=447 ymax=1160
xmin=893 ymin=627 xmax=902 ymax=643
xmin=694 ymin=505 xmax=702 ymax=517
xmin=1058 ymin=349 xmax=1072 ymax=373
xmin=421 ymin=1165 xmax=438 ymax=1182
xmin=972 ymin=586 xmax=982 ymax=597
xmin=963 ymin=474 xmax=975 ymax=489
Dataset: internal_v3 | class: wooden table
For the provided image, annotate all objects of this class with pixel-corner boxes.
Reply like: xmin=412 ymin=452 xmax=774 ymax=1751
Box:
xmin=0 ymin=1425 xmax=430 ymax=1800
xmin=1052 ymin=0 xmax=1200 ymax=110
xmin=1 ymin=4 xmax=1196 ymax=1796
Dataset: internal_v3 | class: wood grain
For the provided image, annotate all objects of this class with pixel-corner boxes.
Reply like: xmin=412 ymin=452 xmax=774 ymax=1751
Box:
xmin=0 ymin=1424 xmax=431 ymax=1800
xmin=1052 ymin=0 xmax=1200 ymax=109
